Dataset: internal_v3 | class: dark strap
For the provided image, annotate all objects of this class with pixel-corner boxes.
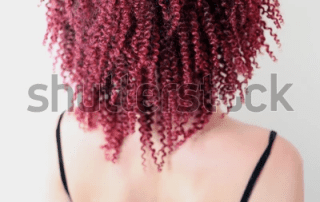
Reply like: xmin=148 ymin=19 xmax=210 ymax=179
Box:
xmin=56 ymin=111 xmax=72 ymax=200
xmin=240 ymin=130 xmax=277 ymax=202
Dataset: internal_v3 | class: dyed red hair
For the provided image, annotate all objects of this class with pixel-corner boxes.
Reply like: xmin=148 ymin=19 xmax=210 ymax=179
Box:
xmin=43 ymin=0 xmax=283 ymax=171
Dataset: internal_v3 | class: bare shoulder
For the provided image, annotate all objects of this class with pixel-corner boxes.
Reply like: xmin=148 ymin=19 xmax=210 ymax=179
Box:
xmin=229 ymin=117 xmax=304 ymax=174
xmin=224 ymin=117 xmax=304 ymax=201
xmin=176 ymin=116 xmax=304 ymax=201
xmin=262 ymin=129 xmax=304 ymax=201
xmin=58 ymin=110 xmax=106 ymax=156
xmin=60 ymin=110 xmax=102 ymax=135
xmin=44 ymin=112 xmax=71 ymax=202
xmin=51 ymin=110 xmax=109 ymax=201
xmin=221 ymin=117 xmax=303 ymax=164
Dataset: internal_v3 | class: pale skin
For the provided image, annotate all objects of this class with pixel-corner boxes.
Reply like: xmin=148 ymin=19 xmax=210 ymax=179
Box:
xmin=45 ymin=106 xmax=304 ymax=202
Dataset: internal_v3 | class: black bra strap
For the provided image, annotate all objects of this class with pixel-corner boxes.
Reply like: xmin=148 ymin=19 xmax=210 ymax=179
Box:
xmin=240 ymin=130 xmax=277 ymax=202
xmin=56 ymin=111 xmax=71 ymax=200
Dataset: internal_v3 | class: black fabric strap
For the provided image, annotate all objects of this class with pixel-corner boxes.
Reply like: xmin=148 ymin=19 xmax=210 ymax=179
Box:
xmin=240 ymin=130 xmax=277 ymax=202
xmin=56 ymin=111 xmax=72 ymax=200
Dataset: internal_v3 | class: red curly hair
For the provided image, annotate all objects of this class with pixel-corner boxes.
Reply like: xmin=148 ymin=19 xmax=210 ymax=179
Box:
xmin=43 ymin=0 xmax=283 ymax=171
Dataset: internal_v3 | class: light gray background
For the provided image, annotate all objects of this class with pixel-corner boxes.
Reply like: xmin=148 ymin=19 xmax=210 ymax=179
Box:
xmin=0 ymin=0 xmax=319 ymax=201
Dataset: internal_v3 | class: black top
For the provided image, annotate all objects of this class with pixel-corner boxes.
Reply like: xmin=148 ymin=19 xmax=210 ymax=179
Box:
xmin=56 ymin=111 xmax=277 ymax=202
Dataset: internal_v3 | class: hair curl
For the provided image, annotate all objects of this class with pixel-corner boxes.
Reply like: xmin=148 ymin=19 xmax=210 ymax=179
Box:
xmin=42 ymin=0 xmax=283 ymax=171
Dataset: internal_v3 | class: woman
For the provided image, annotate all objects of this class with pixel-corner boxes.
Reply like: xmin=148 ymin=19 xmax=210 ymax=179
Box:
xmin=44 ymin=0 xmax=304 ymax=201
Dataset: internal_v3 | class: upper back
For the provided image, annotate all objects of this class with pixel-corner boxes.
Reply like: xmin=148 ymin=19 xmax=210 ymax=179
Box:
xmin=53 ymin=111 xmax=303 ymax=202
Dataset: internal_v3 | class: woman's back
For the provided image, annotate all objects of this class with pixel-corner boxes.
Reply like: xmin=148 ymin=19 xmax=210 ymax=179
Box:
xmin=47 ymin=109 xmax=303 ymax=202
xmin=41 ymin=0 xmax=304 ymax=200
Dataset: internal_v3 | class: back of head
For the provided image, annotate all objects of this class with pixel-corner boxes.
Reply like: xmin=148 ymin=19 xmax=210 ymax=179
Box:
xmin=43 ymin=0 xmax=283 ymax=171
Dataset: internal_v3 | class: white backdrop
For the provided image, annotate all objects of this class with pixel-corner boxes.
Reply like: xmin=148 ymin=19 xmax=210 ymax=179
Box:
xmin=0 ymin=0 xmax=319 ymax=201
